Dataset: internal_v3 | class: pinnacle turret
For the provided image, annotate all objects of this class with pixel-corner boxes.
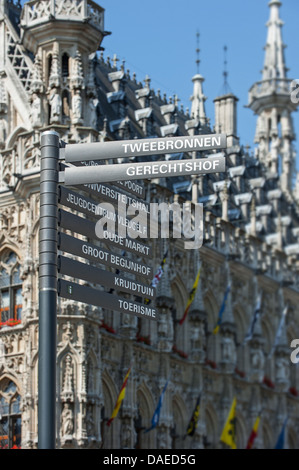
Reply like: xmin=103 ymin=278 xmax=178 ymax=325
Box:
xmin=189 ymin=32 xmax=207 ymax=126
xmin=248 ymin=0 xmax=298 ymax=194
xmin=263 ymin=0 xmax=287 ymax=81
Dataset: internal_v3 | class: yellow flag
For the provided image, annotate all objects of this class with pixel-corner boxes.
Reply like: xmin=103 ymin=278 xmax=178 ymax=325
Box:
xmin=107 ymin=367 xmax=131 ymax=426
xmin=179 ymin=268 xmax=201 ymax=325
xmin=220 ymin=397 xmax=237 ymax=449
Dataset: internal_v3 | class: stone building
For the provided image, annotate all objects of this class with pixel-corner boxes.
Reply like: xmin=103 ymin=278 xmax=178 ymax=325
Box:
xmin=0 ymin=0 xmax=298 ymax=449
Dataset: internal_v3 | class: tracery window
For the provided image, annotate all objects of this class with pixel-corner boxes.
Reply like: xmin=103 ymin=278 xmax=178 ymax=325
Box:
xmin=62 ymin=53 xmax=70 ymax=78
xmin=0 ymin=252 xmax=22 ymax=327
xmin=0 ymin=379 xmax=21 ymax=449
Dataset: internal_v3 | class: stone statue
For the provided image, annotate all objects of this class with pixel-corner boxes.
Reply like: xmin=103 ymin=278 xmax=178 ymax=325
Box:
xmin=0 ymin=117 xmax=7 ymax=147
xmin=50 ymin=89 xmax=62 ymax=123
xmin=276 ymin=357 xmax=289 ymax=382
xmin=221 ymin=335 xmax=236 ymax=363
xmin=30 ymin=94 xmax=41 ymax=127
xmin=72 ymin=90 xmax=82 ymax=123
xmin=86 ymin=406 xmax=94 ymax=436
xmin=61 ymin=403 xmax=74 ymax=437
xmin=121 ymin=423 xmax=131 ymax=448
xmin=88 ymin=97 xmax=98 ymax=128
xmin=251 ymin=349 xmax=265 ymax=370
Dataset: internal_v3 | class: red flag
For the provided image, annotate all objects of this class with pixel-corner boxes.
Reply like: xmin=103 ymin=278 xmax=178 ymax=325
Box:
xmin=107 ymin=367 xmax=131 ymax=426
xmin=246 ymin=415 xmax=260 ymax=449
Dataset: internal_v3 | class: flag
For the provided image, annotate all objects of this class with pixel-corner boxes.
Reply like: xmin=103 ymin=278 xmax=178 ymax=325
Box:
xmin=144 ymin=250 xmax=168 ymax=305
xmin=213 ymin=283 xmax=231 ymax=334
xmin=107 ymin=367 xmax=131 ymax=426
xmin=220 ymin=397 xmax=237 ymax=449
xmin=244 ymin=295 xmax=262 ymax=343
xmin=246 ymin=415 xmax=261 ymax=449
xmin=179 ymin=267 xmax=201 ymax=325
xmin=275 ymin=417 xmax=288 ymax=449
xmin=144 ymin=381 xmax=168 ymax=433
xmin=269 ymin=306 xmax=288 ymax=357
xmin=185 ymin=394 xmax=201 ymax=438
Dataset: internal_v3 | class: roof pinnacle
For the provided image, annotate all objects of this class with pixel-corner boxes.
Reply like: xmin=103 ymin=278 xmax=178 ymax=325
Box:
xmin=195 ymin=30 xmax=200 ymax=74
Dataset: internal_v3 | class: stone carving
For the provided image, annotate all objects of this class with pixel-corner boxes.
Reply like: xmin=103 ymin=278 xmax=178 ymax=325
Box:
xmin=61 ymin=403 xmax=74 ymax=437
xmin=72 ymin=90 xmax=82 ymax=123
xmin=88 ymin=97 xmax=98 ymax=128
xmin=30 ymin=94 xmax=41 ymax=128
xmin=0 ymin=339 xmax=5 ymax=367
xmin=86 ymin=358 xmax=94 ymax=394
xmin=56 ymin=0 xmax=82 ymax=18
xmin=250 ymin=348 xmax=265 ymax=382
xmin=157 ymin=428 xmax=168 ymax=449
xmin=276 ymin=356 xmax=289 ymax=383
xmin=61 ymin=354 xmax=74 ymax=400
xmin=24 ymin=146 xmax=40 ymax=170
xmin=49 ymin=89 xmax=62 ymax=122
xmin=120 ymin=422 xmax=132 ymax=448
xmin=62 ymin=91 xmax=70 ymax=119
xmin=221 ymin=335 xmax=236 ymax=363
xmin=251 ymin=349 xmax=264 ymax=370
xmin=61 ymin=322 xmax=75 ymax=344
xmin=0 ymin=117 xmax=7 ymax=148
xmin=86 ymin=405 xmax=95 ymax=437
xmin=2 ymin=153 xmax=12 ymax=185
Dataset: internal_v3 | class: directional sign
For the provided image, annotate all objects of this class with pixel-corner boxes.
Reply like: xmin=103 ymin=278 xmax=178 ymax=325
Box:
xmin=79 ymin=182 xmax=149 ymax=213
xmin=59 ymin=186 xmax=148 ymax=233
xmin=61 ymin=133 xmax=226 ymax=162
xmin=58 ymin=232 xmax=153 ymax=279
xmin=58 ymin=209 xmax=152 ymax=258
xmin=110 ymin=179 xmax=145 ymax=199
xmin=60 ymin=155 xmax=226 ymax=186
xmin=62 ymin=160 xmax=146 ymax=199
xmin=58 ymin=256 xmax=156 ymax=299
xmin=59 ymin=186 xmax=99 ymax=219
xmin=58 ymin=279 xmax=157 ymax=321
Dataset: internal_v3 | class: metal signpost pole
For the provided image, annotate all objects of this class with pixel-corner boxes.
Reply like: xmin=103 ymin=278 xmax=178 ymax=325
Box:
xmin=38 ymin=130 xmax=60 ymax=449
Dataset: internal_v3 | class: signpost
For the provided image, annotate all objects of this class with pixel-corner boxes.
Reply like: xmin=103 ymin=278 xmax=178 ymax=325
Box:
xmin=59 ymin=187 xmax=148 ymax=238
xmin=58 ymin=210 xmax=152 ymax=258
xmin=58 ymin=256 xmax=156 ymax=299
xmin=59 ymin=154 xmax=226 ymax=186
xmin=38 ymin=130 xmax=227 ymax=449
xmin=61 ymin=133 xmax=226 ymax=162
xmin=58 ymin=232 xmax=153 ymax=278
xmin=58 ymin=280 xmax=157 ymax=319
xmin=77 ymin=182 xmax=150 ymax=213
xmin=38 ymin=131 xmax=59 ymax=450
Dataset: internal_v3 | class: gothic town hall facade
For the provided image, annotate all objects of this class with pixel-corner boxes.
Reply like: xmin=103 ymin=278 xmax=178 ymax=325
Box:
xmin=0 ymin=0 xmax=298 ymax=449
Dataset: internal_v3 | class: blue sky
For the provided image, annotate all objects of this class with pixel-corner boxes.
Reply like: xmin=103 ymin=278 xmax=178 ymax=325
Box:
xmin=98 ymin=0 xmax=299 ymax=170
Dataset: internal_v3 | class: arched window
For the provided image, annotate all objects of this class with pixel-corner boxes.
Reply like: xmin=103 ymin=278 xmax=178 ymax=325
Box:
xmin=0 ymin=252 xmax=22 ymax=327
xmin=62 ymin=89 xmax=70 ymax=123
xmin=135 ymin=388 xmax=154 ymax=449
xmin=0 ymin=379 xmax=21 ymax=449
xmin=47 ymin=54 xmax=52 ymax=81
xmin=62 ymin=53 xmax=69 ymax=78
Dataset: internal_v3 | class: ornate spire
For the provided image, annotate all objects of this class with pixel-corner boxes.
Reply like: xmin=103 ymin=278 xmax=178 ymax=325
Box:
xmin=195 ymin=30 xmax=200 ymax=74
xmin=248 ymin=0 xmax=298 ymax=193
xmin=263 ymin=0 xmax=286 ymax=81
xmin=30 ymin=50 xmax=44 ymax=95
xmin=221 ymin=45 xmax=232 ymax=95
xmin=189 ymin=31 xmax=207 ymax=124
xmin=70 ymin=50 xmax=84 ymax=90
